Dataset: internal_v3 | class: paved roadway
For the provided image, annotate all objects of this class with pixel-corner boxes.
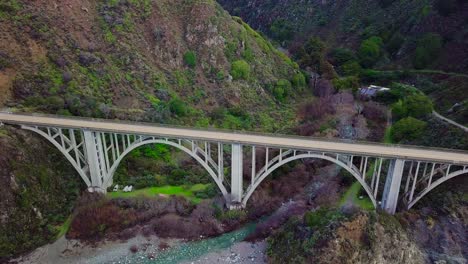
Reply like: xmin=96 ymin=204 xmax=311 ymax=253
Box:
xmin=1 ymin=112 xmax=467 ymax=165
xmin=433 ymin=111 xmax=468 ymax=132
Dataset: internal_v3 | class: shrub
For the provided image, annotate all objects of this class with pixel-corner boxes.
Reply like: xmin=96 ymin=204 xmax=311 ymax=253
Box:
xmin=230 ymin=60 xmax=250 ymax=80
xmin=273 ymin=79 xmax=292 ymax=102
xmin=341 ymin=61 xmax=362 ymax=76
xmin=332 ymin=76 xmax=360 ymax=91
xmin=304 ymin=207 xmax=344 ymax=229
xmin=68 ymin=201 xmax=136 ymax=240
xmin=183 ymin=51 xmax=196 ymax=68
xmin=194 ymin=184 xmax=218 ymax=199
xmin=413 ymin=33 xmax=443 ymax=69
xmin=169 ymin=98 xmax=187 ymax=116
xmin=292 ymin=73 xmax=306 ymax=89
xmin=391 ymin=117 xmax=427 ymax=142
xmin=358 ymin=36 xmax=383 ymax=67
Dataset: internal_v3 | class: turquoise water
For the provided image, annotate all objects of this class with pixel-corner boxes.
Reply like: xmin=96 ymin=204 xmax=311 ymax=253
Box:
xmin=110 ymin=223 xmax=257 ymax=264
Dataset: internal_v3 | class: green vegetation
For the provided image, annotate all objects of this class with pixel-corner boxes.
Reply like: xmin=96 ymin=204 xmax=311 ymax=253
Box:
xmin=292 ymin=72 xmax=306 ymax=89
xmin=304 ymin=207 xmax=346 ymax=228
xmin=273 ymin=79 xmax=292 ymax=102
xmin=269 ymin=19 xmax=294 ymax=42
xmin=392 ymin=93 xmax=433 ymax=120
xmin=358 ymin=36 xmax=383 ymax=67
xmin=413 ymin=33 xmax=443 ymax=69
xmin=108 ymin=184 xmax=211 ymax=204
xmin=332 ymin=76 xmax=360 ymax=91
xmin=169 ymin=98 xmax=188 ymax=116
xmin=391 ymin=117 xmax=427 ymax=142
xmin=230 ymin=60 xmax=251 ymax=80
xmin=183 ymin=51 xmax=197 ymax=68
xmin=340 ymin=182 xmax=374 ymax=211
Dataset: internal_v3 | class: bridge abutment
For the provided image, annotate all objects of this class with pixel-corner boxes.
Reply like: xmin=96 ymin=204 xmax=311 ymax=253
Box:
xmin=381 ymin=159 xmax=405 ymax=214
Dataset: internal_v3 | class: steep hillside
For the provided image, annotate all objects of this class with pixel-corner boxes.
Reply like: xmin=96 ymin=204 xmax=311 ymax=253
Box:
xmin=219 ymin=0 xmax=468 ymax=73
xmin=0 ymin=0 xmax=305 ymax=131
xmin=0 ymin=0 xmax=307 ymax=259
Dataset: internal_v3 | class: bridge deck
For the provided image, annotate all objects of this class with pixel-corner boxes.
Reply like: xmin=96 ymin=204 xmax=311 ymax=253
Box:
xmin=1 ymin=112 xmax=467 ymax=165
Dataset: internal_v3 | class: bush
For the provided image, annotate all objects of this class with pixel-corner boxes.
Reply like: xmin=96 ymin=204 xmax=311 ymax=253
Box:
xmin=194 ymin=184 xmax=218 ymax=199
xmin=391 ymin=117 xmax=427 ymax=142
xmin=358 ymin=36 xmax=383 ymax=67
xmin=292 ymin=73 xmax=306 ymax=89
xmin=304 ymin=207 xmax=344 ymax=229
xmin=273 ymin=79 xmax=292 ymax=102
xmin=169 ymin=98 xmax=187 ymax=116
xmin=183 ymin=51 xmax=196 ymax=68
xmin=341 ymin=61 xmax=361 ymax=76
xmin=413 ymin=33 xmax=443 ymax=69
xmin=332 ymin=76 xmax=360 ymax=91
xmin=68 ymin=200 xmax=136 ymax=240
xmin=230 ymin=60 xmax=250 ymax=80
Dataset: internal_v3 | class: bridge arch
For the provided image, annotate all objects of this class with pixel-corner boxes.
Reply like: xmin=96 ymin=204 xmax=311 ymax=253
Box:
xmin=242 ymin=153 xmax=377 ymax=208
xmin=102 ymin=138 xmax=229 ymax=199
xmin=407 ymin=168 xmax=468 ymax=210
xmin=21 ymin=125 xmax=92 ymax=186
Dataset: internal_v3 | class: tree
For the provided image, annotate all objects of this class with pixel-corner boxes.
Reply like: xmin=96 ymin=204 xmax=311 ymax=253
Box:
xmin=404 ymin=94 xmax=433 ymax=118
xmin=413 ymin=33 xmax=443 ymax=69
xmin=230 ymin=60 xmax=250 ymax=80
xmin=298 ymin=37 xmax=326 ymax=67
xmin=391 ymin=117 xmax=427 ymax=142
xmin=358 ymin=36 xmax=383 ymax=67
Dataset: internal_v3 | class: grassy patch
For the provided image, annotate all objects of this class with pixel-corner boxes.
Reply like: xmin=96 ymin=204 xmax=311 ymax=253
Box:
xmin=107 ymin=184 xmax=210 ymax=204
xmin=340 ymin=182 xmax=374 ymax=211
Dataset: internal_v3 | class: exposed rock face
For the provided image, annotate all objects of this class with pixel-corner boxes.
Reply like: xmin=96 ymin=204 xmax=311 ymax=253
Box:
xmin=313 ymin=213 xmax=427 ymax=264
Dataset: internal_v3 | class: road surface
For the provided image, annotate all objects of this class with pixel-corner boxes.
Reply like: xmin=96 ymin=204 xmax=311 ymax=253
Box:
xmin=433 ymin=111 xmax=468 ymax=132
xmin=1 ymin=112 xmax=467 ymax=165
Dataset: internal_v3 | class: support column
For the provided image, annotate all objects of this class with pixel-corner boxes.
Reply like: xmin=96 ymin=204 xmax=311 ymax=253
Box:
xmin=230 ymin=143 xmax=243 ymax=208
xmin=381 ymin=159 xmax=405 ymax=214
xmin=83 ymin=130 xmax=106 ymax=193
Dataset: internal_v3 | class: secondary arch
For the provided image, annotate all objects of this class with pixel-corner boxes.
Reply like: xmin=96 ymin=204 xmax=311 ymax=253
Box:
xmin=242 ymin=153 xmax=377 ymax=208
xmin=407 ymin=168 xmax=468 ymax=210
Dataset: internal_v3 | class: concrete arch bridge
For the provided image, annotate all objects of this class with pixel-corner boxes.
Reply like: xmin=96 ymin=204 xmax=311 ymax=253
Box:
xmin=1 ymin=112 xmax=467 ymax=214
